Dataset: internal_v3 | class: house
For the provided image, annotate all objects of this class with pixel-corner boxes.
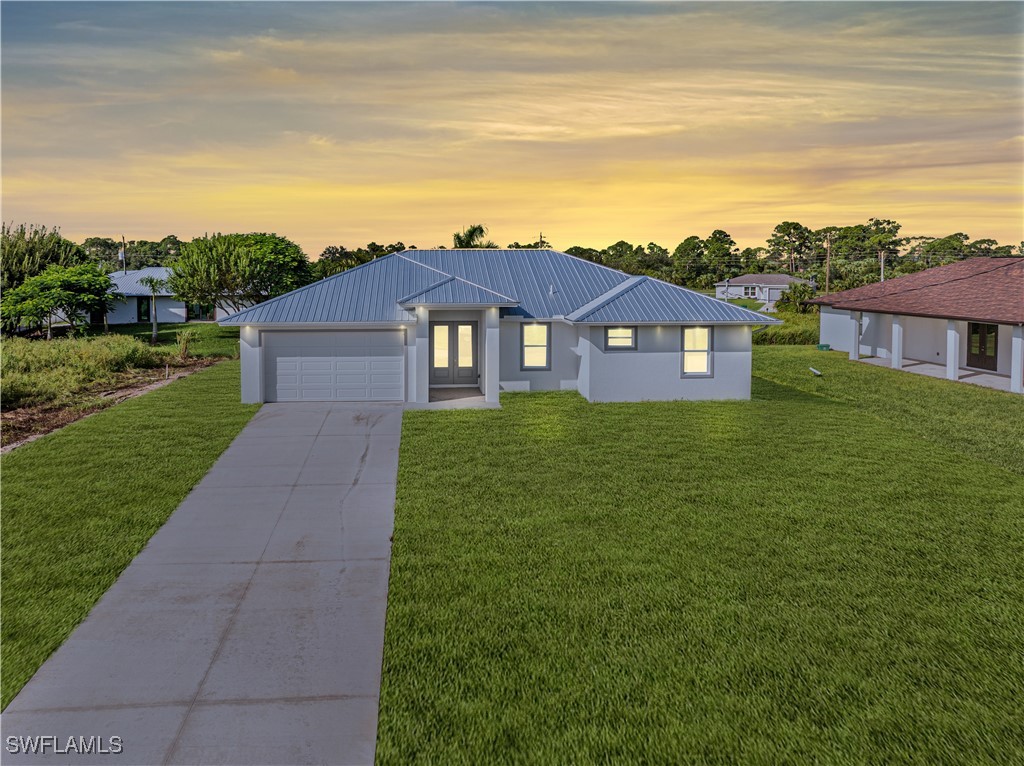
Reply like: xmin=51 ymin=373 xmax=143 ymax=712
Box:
xmin=219 ymin=249 xmax=780 ymax=404
xmin=715 ymin=274 xmax=809 ymax=309
xmin=810 ymin=257 xmax=1024 ymax=394
xmin=102 ymin=267 xmax=227 ymax=324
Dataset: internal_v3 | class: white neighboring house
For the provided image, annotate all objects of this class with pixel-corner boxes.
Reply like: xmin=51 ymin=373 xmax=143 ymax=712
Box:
xmin=102 ymin=267 xmax=231 ymax=325
xmin=218 ymin=249 xmax=781 ymax=405
xmin=811 ymin=257 xmax=1023 ymax=394
xmin=715 ymin=274 xmax=810 ymax=310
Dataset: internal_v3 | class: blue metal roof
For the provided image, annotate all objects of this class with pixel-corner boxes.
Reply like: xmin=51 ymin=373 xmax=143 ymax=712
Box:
xmin=109 ymin=267 xmax=173 ymax=297
xmin=568 ymin=276 xmax=781 ymax=325
xmin=399 ymin=275 xmax=518 ymax=307
xmin=220 ymin=249 xmax=778 ymax=326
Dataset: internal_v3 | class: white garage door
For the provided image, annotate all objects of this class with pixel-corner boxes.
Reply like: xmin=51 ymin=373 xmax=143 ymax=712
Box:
xmin=263 ymin=331 xmax=405 ymax=402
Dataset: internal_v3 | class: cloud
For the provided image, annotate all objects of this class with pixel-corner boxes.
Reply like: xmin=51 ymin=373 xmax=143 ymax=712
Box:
xmin=1 ymin=1 xmax=1021 ymax=254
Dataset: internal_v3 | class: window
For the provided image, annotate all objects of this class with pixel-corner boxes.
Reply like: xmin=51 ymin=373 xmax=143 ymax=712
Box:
xmin=743 ymin=286 xmax=757 ymax=298
xmin=521 ymin=323 xmax=551 ymax=370
xmin=604 ymin=326 xmax=637 ymax=350
xmin=136 ymin=297 xmax=151 ymax=323
xmin=682 ymin=326 xmax=713 ymax=377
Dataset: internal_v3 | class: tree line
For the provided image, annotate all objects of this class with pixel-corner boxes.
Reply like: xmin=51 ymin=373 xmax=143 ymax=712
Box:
xmin=2 ymin=220 xmax=1020 ymax=335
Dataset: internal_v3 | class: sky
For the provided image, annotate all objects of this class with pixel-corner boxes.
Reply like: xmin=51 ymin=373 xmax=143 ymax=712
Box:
xmin=2 ymin=1 xmax=1022 ymax=256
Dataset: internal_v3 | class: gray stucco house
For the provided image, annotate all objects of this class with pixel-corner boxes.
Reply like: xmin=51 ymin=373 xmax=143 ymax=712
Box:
xmin=103 ymin=267 xmax=229 ymax=324
xmin=715 ymin=274 xmax=809 ymax=310
xmin=219 ymin=249 xmax=779 ymax=404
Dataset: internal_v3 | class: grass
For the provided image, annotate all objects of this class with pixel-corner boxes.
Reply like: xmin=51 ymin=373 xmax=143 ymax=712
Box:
xmin=1 ymin=323 xmax=240 ymax=413
xmin=752 ymin=311 xmax=819 ymax=345
xmin=378 ymin=348 xmax=1024 ymax=764
xmin=726 ymin=297 xmax=764 ymax=310
xmin=85 ymin=321 xmax=240 ymax=358
xmin=0 ymin=361 xmax=259 ymax=709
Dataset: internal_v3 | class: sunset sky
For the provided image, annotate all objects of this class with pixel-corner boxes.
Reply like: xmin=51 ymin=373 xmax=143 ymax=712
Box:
xmin=2 ymin=1 xmax=1022 ymax=256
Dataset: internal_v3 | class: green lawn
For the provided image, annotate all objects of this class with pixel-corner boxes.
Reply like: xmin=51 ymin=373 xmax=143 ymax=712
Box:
xmin=0 ymin=361 xmax=259 ymax=709
xmin=727 ymin=297 xmax=764 ymax=310
xmin=85 ymin=321 xmax=240 ymax=358
xmin=378 ymin=348 xmax=1024 ymax=764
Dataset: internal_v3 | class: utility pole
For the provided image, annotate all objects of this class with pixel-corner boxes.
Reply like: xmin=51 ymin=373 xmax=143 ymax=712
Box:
xmin=121 ymin=235 xmax=127 ymax=274
xmin=880 ymin=250 xmax=885 ymax=282
xmin=824 ymin=232 xmax=832 ymax=295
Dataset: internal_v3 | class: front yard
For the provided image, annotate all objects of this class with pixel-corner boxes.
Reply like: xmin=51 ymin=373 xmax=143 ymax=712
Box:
xmin=1 ymin=323 xmax=240 ymax=446
xmin=379 ymin=348 xmax=1024 ymax=763
xmin=0 ymin=361 xmax=259 ymax=708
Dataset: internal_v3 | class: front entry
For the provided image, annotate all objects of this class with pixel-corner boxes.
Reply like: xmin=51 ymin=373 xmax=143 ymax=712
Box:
xmin=967 ymin=323 xmax=998 ymax=371
xmin=430 ymin=321 xmax=478 ymax=386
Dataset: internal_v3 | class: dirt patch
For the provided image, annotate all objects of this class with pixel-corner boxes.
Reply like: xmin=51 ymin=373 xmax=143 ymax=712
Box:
xmin=1 ymin=358 xmax=221 ymax=452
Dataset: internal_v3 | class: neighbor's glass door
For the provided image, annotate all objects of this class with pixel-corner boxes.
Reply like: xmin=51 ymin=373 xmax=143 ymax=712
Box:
xmin=966 ymin=323 xmax=998 ymax=371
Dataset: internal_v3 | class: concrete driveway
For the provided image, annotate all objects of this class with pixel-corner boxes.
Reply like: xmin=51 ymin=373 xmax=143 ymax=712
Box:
xmin=3 ymin=402 xmax=402 ymax=766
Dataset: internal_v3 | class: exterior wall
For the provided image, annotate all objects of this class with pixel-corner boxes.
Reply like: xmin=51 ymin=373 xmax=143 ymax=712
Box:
xmin=858 ymin=312 xmax=892 ymax=358
xmin=903 ymin=315 xmax=948 ymax=365
xmin=239 ymin=326 xmax=262 ymax=404
xmin=994 ymin=323 xmax=1013 ymax=376
xmin=819 ymin=306 xmax=853 ymax=351
xmin=498 ymin=320 xmax=581 ymax=392
xmin=583 ymin=324 xmax=752 ymax=402
xmin=106 ymin=296 xmax=187 ymax=324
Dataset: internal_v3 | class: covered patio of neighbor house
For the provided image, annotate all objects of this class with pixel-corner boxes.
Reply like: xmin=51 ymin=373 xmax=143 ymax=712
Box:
xmin=813 ymin=258 xmax=1024 ymax=395
xmin=858 ymin=356 xmax=1014 ymax=393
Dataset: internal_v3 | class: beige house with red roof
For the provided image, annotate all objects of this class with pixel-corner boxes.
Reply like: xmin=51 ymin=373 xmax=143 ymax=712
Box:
xmin=811 ymin=258 xmax=1023 ymax=394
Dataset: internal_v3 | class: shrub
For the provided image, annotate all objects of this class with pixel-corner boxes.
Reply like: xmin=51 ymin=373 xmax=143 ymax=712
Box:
xmin=753 ymin=313 xmax=819 ymax=345
xmin=175 ymin=329 xmax=199 ymax=361
xmin=0 ymin=335 xmax=165 ymax=409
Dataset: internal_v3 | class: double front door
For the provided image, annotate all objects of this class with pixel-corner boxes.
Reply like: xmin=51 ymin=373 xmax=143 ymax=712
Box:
xmin=430 ymin=321 xmax=478 ymax=385
xmin=967 ymin=323 xmax=998 ymax=371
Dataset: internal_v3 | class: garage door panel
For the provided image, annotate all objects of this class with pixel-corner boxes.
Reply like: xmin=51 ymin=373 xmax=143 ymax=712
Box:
xmin=264 ymin=331 xmax=405 ymax=402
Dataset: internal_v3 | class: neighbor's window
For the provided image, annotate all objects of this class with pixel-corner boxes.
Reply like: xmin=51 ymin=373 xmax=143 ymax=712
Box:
xmin=521 ymin=323 xmax=551 ymax=370
xmin=682 ymin=326 xmax=713 ymax=376
xmin=743 ymin=286 xmax=757 ymax=298
xmin=604 ymin=326 xmax=637 ymax=350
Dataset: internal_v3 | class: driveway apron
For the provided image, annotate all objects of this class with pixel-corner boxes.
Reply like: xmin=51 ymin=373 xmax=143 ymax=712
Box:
xmin=3 ymin=402 xmax=402 ymax=766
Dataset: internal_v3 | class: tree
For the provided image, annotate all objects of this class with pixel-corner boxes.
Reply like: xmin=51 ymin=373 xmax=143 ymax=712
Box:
xmin=313 ymin=246 xmax=373 ymax=280
xmin=671 ymin=236 xmax=706 ymax=286
xmin=702 ymin=230 xmax=739 ymax=279
xmin=169 ymin=233 xmax=311 ymax=313
xmin=452 ymin=224 xmax=497 ymax=248
xmin=774 ymin=282 xmax=818 ymax=314
xmin=138 ymin=275 xmax=165 ymax=343
xmin=1 ymin=223 xmax=85 ymax=293
xmin=865 ymin=218 xmax=904 ymax=282
xmin=767 ymin=221 xmax=813 ymax=273
xmin=1 ymin=264 xmax=117 ymax=338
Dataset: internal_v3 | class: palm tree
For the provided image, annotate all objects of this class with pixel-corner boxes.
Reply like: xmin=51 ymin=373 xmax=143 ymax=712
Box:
xmin=138 ymin=275 xmax=165 ymax=344
xmin=452 ymin=224 xmax=497 ymax=249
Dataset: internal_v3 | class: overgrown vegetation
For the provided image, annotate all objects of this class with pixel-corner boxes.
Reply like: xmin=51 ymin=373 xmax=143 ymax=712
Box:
xmin=2 ymin=324 xmax=240 ymax=412
xmin=1 ymin=335 xmax=164 ymax=409
xmin=752 ymin=312 xmax=819 ymax=345
xmin=0 ymin=362 xmax=259 ymax=708
xmin=378 ymin=352 xmax=1024 ymax=764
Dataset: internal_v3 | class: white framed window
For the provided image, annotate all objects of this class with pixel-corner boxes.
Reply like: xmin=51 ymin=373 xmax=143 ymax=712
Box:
xmin=682 ymin=326 xmax=713 ymax=377
xmin=521 ymin=323 xmax=551 ymax=370
xmin=604 ymin=326 xmax=637 ymax=351
xmin=743 ymin=286 xmax=757 ymax=298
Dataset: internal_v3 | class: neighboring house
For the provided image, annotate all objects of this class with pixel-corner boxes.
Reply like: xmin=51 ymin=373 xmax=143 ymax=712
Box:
xmin=715 ymin=274 xmax=809 ymax=310
xmin=219 ymin=249 xmax=780 ymax=404
xmin=811 ymin=257 xmax=1024 ymax=394
xmin=101 ymin=267 xmax=229 ymax=324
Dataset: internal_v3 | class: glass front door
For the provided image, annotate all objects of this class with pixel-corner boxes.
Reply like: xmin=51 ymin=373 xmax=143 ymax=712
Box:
xmin=429 ymin=322 xmax=478 ymax=385
xmin=966 ymin=323 xmax=998 ymax=371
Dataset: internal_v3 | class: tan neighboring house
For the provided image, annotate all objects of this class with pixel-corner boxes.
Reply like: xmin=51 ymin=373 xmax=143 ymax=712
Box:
xmin=811 ymin=257 xmax=1023 ymax=394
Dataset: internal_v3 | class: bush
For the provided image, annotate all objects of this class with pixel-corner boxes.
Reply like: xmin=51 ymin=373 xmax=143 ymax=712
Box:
xmin=752 ymin=313 xmax=819 ymax=345
xmin=0 ymin=335 xmax=165 ymax=409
